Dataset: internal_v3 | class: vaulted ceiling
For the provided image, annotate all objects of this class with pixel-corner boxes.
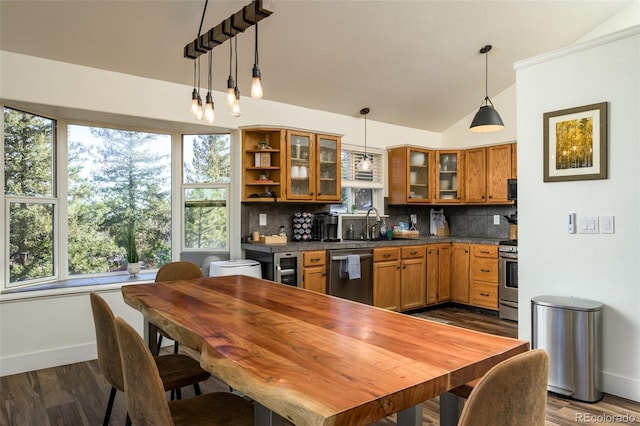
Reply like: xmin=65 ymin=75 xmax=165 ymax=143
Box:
xmin=0 ymin=0 xmax=632 ymax=131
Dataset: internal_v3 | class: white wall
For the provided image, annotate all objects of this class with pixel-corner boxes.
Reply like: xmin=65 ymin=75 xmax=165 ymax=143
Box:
xmin=515 ymin=26 xmax=640 ymax=401
xmin=0 ymin=51 xmax=440 ymax=376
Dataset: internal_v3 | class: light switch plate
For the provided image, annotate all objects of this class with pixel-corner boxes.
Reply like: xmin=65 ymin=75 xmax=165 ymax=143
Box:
xmin=259 ymin=213 xmax=267 ymax=226
xmin=600 ymin=216 xmax=614 ymax=234
xmin=579 ymin=216 xmax=599 ymax=234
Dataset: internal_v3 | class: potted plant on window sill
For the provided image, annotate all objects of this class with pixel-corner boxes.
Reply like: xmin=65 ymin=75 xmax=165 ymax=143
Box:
xmin=126 ymin=223 xmax=140 ymax=278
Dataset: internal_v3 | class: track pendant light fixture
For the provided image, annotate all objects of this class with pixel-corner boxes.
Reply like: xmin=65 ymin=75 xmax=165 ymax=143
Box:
xmin=470 ymin=45 xmax=504 ymax=133
xmin=190 ymin=60 xmax=201 ymax=117
xmin=357 ymin=108 xmax=373 ymax=172
xmin=194 ymin=57 xmax=204 ymax=120
xmin=250 ymin=21 xmax=263 ymax=99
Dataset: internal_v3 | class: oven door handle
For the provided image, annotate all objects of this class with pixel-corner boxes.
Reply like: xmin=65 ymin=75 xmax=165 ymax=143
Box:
xmin=499 ymin=300 xmax=518 ymax=309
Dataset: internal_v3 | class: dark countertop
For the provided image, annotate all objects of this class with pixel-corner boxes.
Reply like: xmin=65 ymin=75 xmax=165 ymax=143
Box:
xmin=242 ymin=236 xmax=504 ymax=253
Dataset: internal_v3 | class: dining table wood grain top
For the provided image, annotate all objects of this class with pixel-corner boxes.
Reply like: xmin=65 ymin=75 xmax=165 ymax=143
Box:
xmin=122 ymin=275 xmax=529 ymax=426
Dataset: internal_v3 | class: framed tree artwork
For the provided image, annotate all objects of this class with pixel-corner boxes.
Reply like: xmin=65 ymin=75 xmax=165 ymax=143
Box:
xmin=543 ymin=102 xmax=608 ymax=182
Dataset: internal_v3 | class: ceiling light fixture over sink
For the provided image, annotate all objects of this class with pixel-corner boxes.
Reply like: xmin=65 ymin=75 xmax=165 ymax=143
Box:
xmin=357 ymin=108 xmax=373 ymax=172
xmin=470 ymin=44 xmax=504 ymax=133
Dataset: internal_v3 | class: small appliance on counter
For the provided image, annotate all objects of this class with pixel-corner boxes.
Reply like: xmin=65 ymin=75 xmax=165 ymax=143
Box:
xmin=311 ymin=212 xmax=339 ymax=242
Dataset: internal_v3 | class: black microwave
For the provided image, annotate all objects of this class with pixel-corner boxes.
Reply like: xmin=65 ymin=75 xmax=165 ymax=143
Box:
xmin=507 ymin=178 xmax=517 ymax=201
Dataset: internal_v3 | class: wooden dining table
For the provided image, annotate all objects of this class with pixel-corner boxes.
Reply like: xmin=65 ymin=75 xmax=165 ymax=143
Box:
xmin=122 ymin=275 xmax=529 ymax=426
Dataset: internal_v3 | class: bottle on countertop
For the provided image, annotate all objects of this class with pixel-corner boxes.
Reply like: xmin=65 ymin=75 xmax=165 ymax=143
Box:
xmin=347 ymin=223 xmax=355 ymax=240
xmin=379 ymin=218 xmax=387 ymax=239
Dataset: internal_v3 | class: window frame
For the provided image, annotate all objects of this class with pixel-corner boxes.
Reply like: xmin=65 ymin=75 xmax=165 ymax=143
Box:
xmin=1 ymin=104 xmax=235 ymax=292
xmin=332 ymin=144 xmax=385 ymax=214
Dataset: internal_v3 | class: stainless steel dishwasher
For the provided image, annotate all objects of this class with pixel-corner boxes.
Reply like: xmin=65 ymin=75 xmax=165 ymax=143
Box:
xmin=327 ymin=248 xmax=374 ymax=305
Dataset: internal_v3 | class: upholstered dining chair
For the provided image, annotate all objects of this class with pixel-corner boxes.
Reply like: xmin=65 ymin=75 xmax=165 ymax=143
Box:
xmin=90 ymin=292 xmax=211 ymax=426
xmin=155 ymin=261 xmax=203 ymax=354
xmin=457 ymin=348 xmax=549 ymax=426
xmin=114 ymin=316 xmax=254 ymax=426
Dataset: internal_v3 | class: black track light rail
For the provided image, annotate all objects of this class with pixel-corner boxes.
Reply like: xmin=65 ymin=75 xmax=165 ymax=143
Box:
xmin=184 ymin=0 xmax=274 ymax=59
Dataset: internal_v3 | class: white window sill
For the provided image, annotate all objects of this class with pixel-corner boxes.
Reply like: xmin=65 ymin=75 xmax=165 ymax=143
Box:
xmin=0 ymin=272 xmax=156 ymax=302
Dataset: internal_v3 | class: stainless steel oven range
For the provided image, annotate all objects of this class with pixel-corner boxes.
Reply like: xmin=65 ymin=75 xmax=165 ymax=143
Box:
xmin=498 ymin=241 xmax=518 ymax=321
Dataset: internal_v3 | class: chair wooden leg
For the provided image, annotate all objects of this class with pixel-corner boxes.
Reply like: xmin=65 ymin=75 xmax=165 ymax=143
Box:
xmin=125 ymin=413 xmax=131 ymax=426
xmin=194 ymin=383 xmax=201 ymax=396
xmin=157 ymin=334 xmax=163 ymax=350
xmin=103 ymin=386 xmax=117 ymax=426
xmin=173 ymin=340 xmax=179 ymax=354
xmin=176 ymin=388 xmax=182 ymax=400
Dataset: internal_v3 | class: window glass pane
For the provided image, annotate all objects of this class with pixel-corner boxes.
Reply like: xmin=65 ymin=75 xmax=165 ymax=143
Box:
xmin=184 ymin=188 xmax=228 ymax=250
xmin=67 ymin=125 xmax=172 ymax=275
xmin=183 ymin=134 xmax=231 ymax=183
xmin=9 ymin=202 xmax=54 ymax=284
xmin=4 ymin=107 xmax=55 ymax=197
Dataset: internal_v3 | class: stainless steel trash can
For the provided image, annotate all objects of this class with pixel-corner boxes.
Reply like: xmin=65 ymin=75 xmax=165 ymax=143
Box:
xmin=531 ymin=295 xmax=603 ymax=402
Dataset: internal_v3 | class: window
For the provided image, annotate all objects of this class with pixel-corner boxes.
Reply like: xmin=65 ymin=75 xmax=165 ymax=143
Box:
xmin=331 ymin=146 xmax=384 ymax=214
xmin=67 ymin=125 xmax=172 ymax=275
xmin=182 ymin=134 xmax=230 ymax=251
xmin=3 ymin=106 xmax=237 ymax=291
xmin=4 ymin=108 xmax=56 ymax=286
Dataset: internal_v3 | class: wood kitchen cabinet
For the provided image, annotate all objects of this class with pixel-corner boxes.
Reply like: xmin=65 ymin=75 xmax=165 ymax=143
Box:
xmin=451 ymin=243 xmax=470 ymax=304
xmin=400 ymin=245 xmax=427 ymax=311
xmin=388 ymin=147 xmax=434 ymax=204
xmin=464 ymin=143 xmax=516 ymax=204
xmin=373 ymin=246 xmax=426 ymax=311
xmin=434 ymin=150 xmax=463 ymax=203
xmin=373 ymin=247 xmax=401 ymax=311
xmin=285 ymin=131 xmax=341 ymax=202
xmin=242 ymin=128 xmax=285 ymax=201
xmin=470 ymin=244 xmax=499 ymax=310
xmin=426 ymin=244 xmax=451 ymax=305
xmin=242 ymin=127 xmax=340 ymax=203
xmin=302 ymin=250 xmax=326 ymax=294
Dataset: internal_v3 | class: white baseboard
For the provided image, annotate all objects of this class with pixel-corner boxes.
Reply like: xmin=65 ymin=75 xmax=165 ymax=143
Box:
xmin=0 ymin=343 xmax=97 ymax=377
xmin=0 ymin=339 xmax=177 ymax=377
xmin=603 ymin=371 xmax=640 ymax=402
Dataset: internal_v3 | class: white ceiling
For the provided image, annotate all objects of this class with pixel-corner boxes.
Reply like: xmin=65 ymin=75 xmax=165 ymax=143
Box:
xmin=0 ymin=0 xmax=632 ymax=132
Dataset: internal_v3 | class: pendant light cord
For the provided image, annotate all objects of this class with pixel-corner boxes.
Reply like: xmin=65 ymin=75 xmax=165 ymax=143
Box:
xmin=234 ymin=36 xmax=239 ymax=87
xmin=208 ymin=50 xmax=212 ymax=91
xmin=254 ymin=22 xmax=259 ymax=65
xmin=197 ymin=0 xmax=208 ymax=39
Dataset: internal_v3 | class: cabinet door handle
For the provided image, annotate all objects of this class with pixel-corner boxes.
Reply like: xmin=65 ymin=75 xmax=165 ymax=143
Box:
xmin=396 ymin=266 xmax=401 ymax=270
xmin=410 ymin=251 xmax=418 ymax=255
xmin=403 ymin=265 xmax=407 ymax=269
xmin=480 ymin=250 xmax=490 ymax=254
xmin=310 ymin=257 xmax=321 ymax=262
xmin=383 ymin=253 xmax=392 ymax=258
xmin=480 ymin=292 xmax=490 ymax=297
xmin=480 ymin=269 xmax=491 ymax=272
xmin=465 ymin=249 xmax=469 ymax=253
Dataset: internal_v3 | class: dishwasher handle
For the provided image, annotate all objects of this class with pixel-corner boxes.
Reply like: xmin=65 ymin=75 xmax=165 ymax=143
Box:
xmin=331 ymin=254 xmax=373 ymax=261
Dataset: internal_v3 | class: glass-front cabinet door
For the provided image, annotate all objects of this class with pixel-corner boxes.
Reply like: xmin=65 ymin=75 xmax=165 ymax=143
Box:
xmin=286 ymin=130 xmax=314 ymax=200
xmin=435 ymin=150 xmax=462 ymax=203
xmin=315 ymin=134 xmax=340 ymax=202
xmin=407 ymin=148 xmax=433 ymax=203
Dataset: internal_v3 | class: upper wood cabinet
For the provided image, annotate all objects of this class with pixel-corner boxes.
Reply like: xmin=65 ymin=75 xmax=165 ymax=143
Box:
xmin=242 ymin=128 xmax=340 ymax=203
xmin=388 ymin=147 xmax=434 ymax=204
xmin=464 ymin=143 xmax=516 ymax=204
xmin=242 ymin=128 xmax=285 ymax=202
xmin=434 ymin=150 xmax=463 ymax=203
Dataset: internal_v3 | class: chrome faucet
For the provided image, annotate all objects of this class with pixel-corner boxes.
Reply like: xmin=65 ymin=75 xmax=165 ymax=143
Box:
xmin=365 ymin=207 xmax=380 ymax=240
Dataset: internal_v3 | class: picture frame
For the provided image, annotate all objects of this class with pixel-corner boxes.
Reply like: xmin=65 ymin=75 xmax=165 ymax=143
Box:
xmin=543 ymin=102 xmax=608 ymax=182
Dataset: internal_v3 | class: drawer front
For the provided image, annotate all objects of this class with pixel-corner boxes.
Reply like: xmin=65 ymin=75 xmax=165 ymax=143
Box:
xmin=302 ymin=250 xmax=326 ymax=267
xmin=471 ymin=282 xmax=498 ymax=309
xmin=401 ymin=245 xmax=426 ymax=259
xmin=374 ymin=247 xmax=400 ymax=262
xmin=471 ymin=244 xmax=498 ymax=258
xmin=470 ymin=258 xmax=498 ymax=283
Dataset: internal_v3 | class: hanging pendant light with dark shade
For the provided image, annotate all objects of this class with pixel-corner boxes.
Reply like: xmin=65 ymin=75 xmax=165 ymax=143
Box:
xmin=470 ymin=45 xmax=504 ymax=133
xmin=357 ymin=108 xmax=373 ymax=172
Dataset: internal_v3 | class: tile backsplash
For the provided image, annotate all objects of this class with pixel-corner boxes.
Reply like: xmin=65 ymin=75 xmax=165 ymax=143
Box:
xmin=241 ymin=200 xmax=517 ymax=242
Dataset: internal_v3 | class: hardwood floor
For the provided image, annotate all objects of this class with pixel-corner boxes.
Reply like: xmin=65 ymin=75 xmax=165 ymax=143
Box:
xmin=1 ymin=305 xmax=638 ymax=425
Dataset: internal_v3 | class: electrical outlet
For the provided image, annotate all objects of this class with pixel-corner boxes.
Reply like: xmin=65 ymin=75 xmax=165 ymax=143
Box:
xmin=493 ymin=215 xmax=501 ymax=225
xmin=259 ymin=213 xmax=267 ymax=226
